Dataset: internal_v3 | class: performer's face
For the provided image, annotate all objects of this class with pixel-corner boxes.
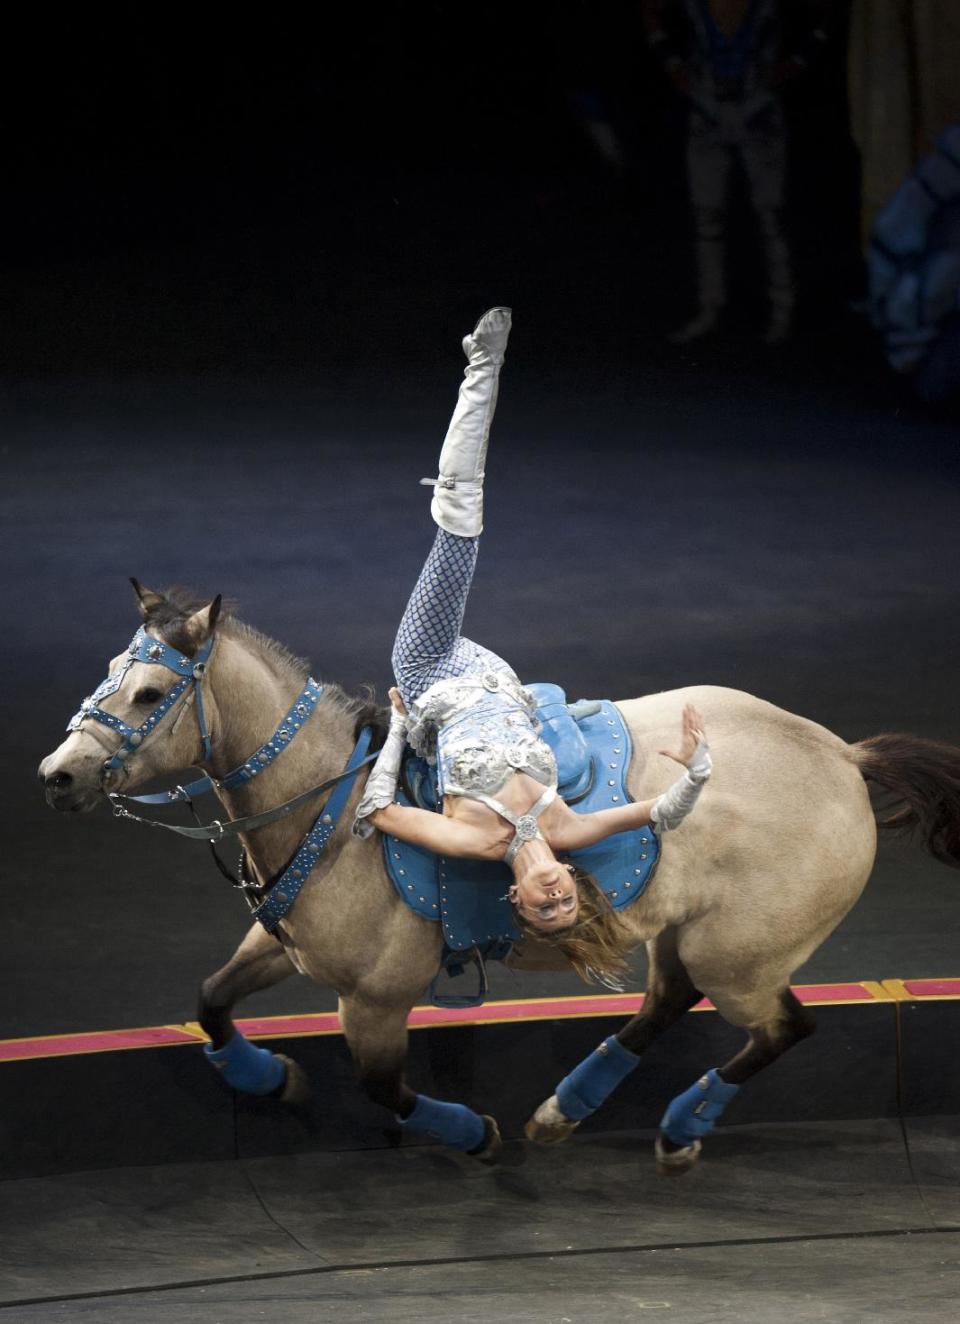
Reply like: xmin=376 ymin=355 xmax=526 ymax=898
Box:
xmin=509 ymin=860 xmax=579 ymax=930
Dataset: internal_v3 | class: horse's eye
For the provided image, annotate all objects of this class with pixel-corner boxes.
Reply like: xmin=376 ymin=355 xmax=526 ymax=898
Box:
xmin=134 ymin=687 xmax=164 ymax=705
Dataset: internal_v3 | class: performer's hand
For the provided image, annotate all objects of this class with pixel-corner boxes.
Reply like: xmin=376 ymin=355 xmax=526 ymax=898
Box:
xmin=389 ymin=687 xmax=408 ymax=717
xmin=659 ymin=704 xmax=706 ymax=768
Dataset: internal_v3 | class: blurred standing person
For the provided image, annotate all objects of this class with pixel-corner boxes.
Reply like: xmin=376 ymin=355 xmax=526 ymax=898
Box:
xmin=641 ymin=0 xmax=831 ymax=344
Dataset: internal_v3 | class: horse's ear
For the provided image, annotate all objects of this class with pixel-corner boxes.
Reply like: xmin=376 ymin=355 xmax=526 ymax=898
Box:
xmin=130 ymin=578 xmax=167 ymax=620
xmin=183 ymin=596 xmax=222 ymax=645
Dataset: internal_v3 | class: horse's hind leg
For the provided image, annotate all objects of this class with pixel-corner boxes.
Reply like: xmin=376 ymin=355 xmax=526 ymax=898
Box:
xmin=198 ymin=922 xmax=308 ymax=1103
xmin=526 ymin=927 xmax=703 ymax=1144
xmin=339 ymin=990 xmax=502 ymax=1162
xmin=655 ymin=982 xmax=816 ymax=1175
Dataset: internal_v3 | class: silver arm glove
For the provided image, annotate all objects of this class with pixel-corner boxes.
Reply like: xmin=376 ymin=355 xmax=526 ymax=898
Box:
xmin=650 ymin=739 xmax=712 ymax=833
xmin=352 ymin=708 xmax=408 ymax=838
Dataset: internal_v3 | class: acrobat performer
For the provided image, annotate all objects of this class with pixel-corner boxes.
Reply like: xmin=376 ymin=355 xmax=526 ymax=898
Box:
xmin=353 ymin=308 xmax=712 ymax=983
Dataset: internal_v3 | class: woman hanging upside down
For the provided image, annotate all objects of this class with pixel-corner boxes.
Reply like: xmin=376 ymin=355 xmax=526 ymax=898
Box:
xmin=353 ymin=308 xmax=712 ymax=982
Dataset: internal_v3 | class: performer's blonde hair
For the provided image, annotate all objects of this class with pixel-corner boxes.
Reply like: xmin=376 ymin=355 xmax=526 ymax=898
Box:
xmin=516 ymin=869 xmax=634 ymax=989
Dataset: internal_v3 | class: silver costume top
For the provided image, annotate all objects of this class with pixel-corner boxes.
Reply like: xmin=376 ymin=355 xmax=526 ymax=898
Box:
xmin=407 ymin=669 xmax=557 ymax=800
xmin=406 ymin=669 xmax=558 ymax=863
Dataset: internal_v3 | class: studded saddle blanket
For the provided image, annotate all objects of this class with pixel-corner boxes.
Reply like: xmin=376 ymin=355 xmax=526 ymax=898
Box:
xmin=382 ymin=684 xmax=660 ymax=1003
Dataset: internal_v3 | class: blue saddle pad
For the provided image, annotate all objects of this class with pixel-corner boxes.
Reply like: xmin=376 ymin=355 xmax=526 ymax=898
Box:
xmin=382 ymin=690 xmax=660 ymax=969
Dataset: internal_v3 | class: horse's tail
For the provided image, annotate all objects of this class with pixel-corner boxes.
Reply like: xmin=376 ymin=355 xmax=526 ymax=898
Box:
xmin=850 ymin=733 xmax=960 ymax=866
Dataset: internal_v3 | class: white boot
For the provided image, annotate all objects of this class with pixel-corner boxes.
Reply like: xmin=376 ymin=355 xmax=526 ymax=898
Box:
xmin=422 ymin=307 xmax=512 ymax=536
xmin=758 ymin=208 xmax=794 ymax=345
xmin=669 ymin=213 xmax=725 ymax=345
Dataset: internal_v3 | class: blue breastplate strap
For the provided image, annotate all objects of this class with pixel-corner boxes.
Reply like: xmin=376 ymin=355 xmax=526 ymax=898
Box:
xmin=251 ymin=726 xmax=374 ymax=933
xmin=383 ymin=693 xmax=659 ymax=1004
xmin=68 ymin=627 xmax=215 ymax=772
xmin=219 ymin=679 xmax=324 ymax=789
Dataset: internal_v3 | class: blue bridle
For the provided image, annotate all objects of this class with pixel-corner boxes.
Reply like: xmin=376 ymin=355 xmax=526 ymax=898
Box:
xmin=67 ymin=621 xmax=378 ymax=933
xmin=68 ymin=626 xmax=216 ymax=775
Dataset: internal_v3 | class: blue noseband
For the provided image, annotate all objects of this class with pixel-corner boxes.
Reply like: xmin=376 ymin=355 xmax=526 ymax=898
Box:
xmin=68 ymin=626 xmax=215 ymax=773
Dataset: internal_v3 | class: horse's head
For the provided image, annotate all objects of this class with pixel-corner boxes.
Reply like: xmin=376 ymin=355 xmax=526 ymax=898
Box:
xmin=38 ymin=580 xmax=222 ymax=811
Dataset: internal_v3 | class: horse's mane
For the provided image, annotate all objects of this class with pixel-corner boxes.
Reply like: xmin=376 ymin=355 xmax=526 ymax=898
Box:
xmin=150 ymin=587 xmax=389 ymax=748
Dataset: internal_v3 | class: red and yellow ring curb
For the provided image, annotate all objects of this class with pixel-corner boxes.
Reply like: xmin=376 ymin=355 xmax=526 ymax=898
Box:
xmin=0 ymin=980 xmax=898 ymax=1064
xmin=881 ymin=978 xmax=960 ymax=1001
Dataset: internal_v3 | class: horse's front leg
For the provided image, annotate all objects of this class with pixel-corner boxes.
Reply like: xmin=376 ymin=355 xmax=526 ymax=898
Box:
xmin=339 ymin=990 xmax=502 ymax=1163
xmin=525 ymin=926 xmax=702 ymax=1144
xmin=198 ymin=921 xmax=308 ymax=1103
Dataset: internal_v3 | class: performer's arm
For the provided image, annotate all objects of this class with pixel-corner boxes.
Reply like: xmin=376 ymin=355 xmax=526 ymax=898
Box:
xmin=368 ymin=802 xmax=499 ymax=860
xmin=550 ymin=704 xmax=712 ymax=850
xmin=550 ymin=798 xmax=659 ymax=850
xmin=352 ymin=694 xmax=408 ymax=839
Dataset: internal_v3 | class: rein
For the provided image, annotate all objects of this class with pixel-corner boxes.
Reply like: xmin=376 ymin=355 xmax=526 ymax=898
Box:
xmin=108 ymin=747 xmax=378 ymax=842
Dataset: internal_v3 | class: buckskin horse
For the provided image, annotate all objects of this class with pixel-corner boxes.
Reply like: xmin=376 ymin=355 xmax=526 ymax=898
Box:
xmin=38 ymin=582 xmax=960 ymax=1170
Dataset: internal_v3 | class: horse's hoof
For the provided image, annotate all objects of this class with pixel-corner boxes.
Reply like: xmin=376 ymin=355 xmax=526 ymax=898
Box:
xmin=471 ymin=1115 xmax=503 ymax=1165
xmin=654 ymin=1134 xmax=701 ymax=1176
xmin=275 ymin=1054 xmax=311 ymax=1105
xmin=524 ymin=1094 xmax=580 ymax=1145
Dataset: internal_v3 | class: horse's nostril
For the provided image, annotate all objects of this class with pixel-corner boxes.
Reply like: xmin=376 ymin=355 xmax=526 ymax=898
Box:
xmin=46 ymin=771 xmax=74 ymax=790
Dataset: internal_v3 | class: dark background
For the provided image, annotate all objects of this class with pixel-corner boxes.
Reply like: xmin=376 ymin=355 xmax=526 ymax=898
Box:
xmin=4 ymin=4 xmax=959 ymax=1037
xmin=3 ymin=2 xmax=861 ymax=378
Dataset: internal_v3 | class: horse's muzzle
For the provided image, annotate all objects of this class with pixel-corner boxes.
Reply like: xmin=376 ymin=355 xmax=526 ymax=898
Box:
xmin=37 ymin=761 xmax=101 ymax=813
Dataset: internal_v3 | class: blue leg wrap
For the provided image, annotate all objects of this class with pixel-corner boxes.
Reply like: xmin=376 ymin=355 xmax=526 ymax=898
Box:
xmin=204 ymin=1032 xmax=286 ymax=1096
xmin=660 ymin=1068 xmax=740 ymax=1147
xmin=555 ymin=1036 xmax=641 ymax=1122
xmin=398 ymin=1094 xmax=487 ymax=1152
